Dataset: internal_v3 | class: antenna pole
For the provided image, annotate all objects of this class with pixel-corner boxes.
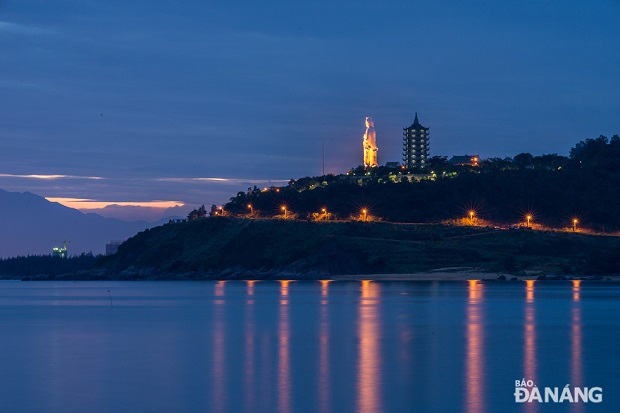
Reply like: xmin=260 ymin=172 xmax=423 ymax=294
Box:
xmin=322 ymin=141 xmax=325 ymax=176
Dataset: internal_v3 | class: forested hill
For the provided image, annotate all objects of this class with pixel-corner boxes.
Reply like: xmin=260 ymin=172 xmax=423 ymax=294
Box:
xmin=90 ymin=218 xmax=620 ymax=279
xmin=224 ymin=135 xmax=620 ymax=232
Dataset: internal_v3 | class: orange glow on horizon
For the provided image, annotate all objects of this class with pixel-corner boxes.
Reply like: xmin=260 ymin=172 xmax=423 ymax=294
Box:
xmin=47 ymin=197 xmax=184 ymax=210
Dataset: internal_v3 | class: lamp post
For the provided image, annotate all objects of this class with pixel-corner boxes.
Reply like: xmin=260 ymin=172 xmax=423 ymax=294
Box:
xmin=573 ymin=218 xmax=578 ymax=232
xmin=362 ymin=209 xmax=368 ymax=222
xmin=321 ymin=208 xmax=327 ymax=220
xmin=281 ymin=206 xmax=287 ymax=219
xmin=526 ymin=215 xmax=532 ymax=228
xmin=469 ymin=211 xmax=475 ymax=225
xmin=247 ymin=204 xmax=253 ymax=217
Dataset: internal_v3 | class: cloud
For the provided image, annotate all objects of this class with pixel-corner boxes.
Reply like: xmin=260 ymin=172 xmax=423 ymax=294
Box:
xmin=0 ymin=21 xmax=48 ymax=35
xmin=154 ymin=177 xmax=290 ymax=185
xmin=0 ymin=173 xmax=105 ymax=180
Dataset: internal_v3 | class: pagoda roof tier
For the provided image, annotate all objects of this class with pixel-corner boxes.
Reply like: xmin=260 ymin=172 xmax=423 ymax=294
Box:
xmin=405 ymin=113 xmax=429 ymax=131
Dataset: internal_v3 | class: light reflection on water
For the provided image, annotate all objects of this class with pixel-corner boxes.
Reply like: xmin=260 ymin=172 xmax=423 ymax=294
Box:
xmin=465 ymin=280 xmax=484 ymax=413
xmin=0 ymin=280 xmax=617 ymax=413
xmin=571 ymin=281 xmax=583 ymax=413
xmin=524 ymin=280 xmax=537 ymax=413
xmin=319 ymin=280 xmax=331 ymax=413
xmin=212 ymin=280 xmax=226 ymax=413
xmin=278 ymin=280 xmax=291 ymax=413
xmin=357 ymin=280 xmax=382 ymax=413
xmin=244 ymin=281 xmax=256 ymax=412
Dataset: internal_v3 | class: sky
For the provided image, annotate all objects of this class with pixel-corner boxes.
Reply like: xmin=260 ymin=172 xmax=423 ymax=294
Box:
xmin=1 ymin=0 xmax=619 ymax=220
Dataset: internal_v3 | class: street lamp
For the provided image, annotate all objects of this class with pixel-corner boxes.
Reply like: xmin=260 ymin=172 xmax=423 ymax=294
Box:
xmin=469 ymin=210 xmax=475 ymax=224
xmin=362 ymin=209 xmax=368 ymax=222
xmin=573 ymin=218 xmax=578 ymax=232
xmin=526 ymin=215 xmax=532 ymax=228
xmin=321 ymin=208 xmax=327 ymax=220
xmin=247 ymin=204 xmax=253 ymax=216
xmin=281 ymin=206 xmax=287 ymax=219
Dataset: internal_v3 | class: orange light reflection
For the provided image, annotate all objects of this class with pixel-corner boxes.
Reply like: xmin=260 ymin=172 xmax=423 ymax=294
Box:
xmin=212 ymin=281 xmax=225 ymax=413
xmin=244 ymin=280 xmax=256 ymax=411
xmin=465 ymin=280 xmax=485 ymax=413
xmin=524 ymin=280 xmax=536 ymax=413
xmin=215 ymin=280 xmax=226 ymax=305
xmin=571 ymin=281 xmax=583 ymax=413
xmin=278 ymin=280 xmax=291 ymax=413
xmin=357 ymin=280 xmax=382 ymax=413
xmin=319 ymin=280 xmax=330 ymax=413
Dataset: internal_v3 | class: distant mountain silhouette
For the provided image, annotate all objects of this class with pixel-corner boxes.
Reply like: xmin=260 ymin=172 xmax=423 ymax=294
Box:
xmin=0 ymin=189 xmax=173 ymax=257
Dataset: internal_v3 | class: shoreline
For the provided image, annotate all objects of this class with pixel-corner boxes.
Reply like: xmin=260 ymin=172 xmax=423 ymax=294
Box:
xmin=9 ymin=269 xmax=620 ymax=282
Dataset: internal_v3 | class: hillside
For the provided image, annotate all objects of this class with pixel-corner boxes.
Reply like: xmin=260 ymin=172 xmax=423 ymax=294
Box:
xmin=224 ymin=135 xmax=620 ymax=232
xmin=0 ymin=189 xmax=170 ymax=257
xmin=93 ymin=217 xmax=620 ymax=279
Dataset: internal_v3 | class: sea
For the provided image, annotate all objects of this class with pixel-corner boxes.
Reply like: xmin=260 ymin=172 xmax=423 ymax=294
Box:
xmin=0 ymin=280 xmax=617 ymax=413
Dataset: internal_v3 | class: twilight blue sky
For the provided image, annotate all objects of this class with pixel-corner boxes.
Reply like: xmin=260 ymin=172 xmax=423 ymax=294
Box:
xmin=1 ymin=0 xmax=619 ymax=219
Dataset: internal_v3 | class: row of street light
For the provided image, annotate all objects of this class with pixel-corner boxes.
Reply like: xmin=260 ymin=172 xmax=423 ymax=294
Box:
xmin=245 ymin=204 xmax=370 ymax=221
xmin=244 ymin=204 xmax=579 ymax=230
xmin=467 ymin=210 xmax=579 ymax=231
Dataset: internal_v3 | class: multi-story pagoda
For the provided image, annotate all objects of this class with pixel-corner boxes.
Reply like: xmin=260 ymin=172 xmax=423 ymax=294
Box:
xmin=403 ymin=113 xmax=429 ymax=169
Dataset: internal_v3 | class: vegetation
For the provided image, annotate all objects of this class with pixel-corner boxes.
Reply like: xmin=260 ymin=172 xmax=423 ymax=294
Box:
xmin=95 ymin=218 xmax=620 ymax=278
xmin=0 ymin=253 xmax=99 ymax=279
xmin=225 ymin=135 xmax=620 ymax=232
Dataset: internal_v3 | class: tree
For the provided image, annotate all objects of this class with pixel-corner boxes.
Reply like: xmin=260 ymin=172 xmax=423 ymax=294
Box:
xmin=187 ymin=205 xmax=207 ymax=221
xmin=513 ymin=153 xmax=534 ymax=169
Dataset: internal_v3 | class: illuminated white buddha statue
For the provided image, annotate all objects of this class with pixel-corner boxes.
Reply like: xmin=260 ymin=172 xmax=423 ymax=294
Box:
xmin=363 ymin=116 xmax=378 ymax=167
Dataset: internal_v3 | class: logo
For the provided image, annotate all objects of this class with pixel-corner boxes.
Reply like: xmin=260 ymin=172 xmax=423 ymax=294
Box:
xmin=514 ymin=379 xmax=602 ymax=404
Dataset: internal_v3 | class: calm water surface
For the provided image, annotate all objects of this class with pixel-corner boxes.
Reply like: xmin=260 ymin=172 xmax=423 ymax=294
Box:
xmin=0 ymin=280 xmax=618 ymax=413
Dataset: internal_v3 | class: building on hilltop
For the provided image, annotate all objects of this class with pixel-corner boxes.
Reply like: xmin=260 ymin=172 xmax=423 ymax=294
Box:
xmin=449 ymin=155 xmax=479 ymax=167
xmin=403 ymin=113 xmax=429 ymax=169
xmin=106 ymin=241 xmax=123 ymax=256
